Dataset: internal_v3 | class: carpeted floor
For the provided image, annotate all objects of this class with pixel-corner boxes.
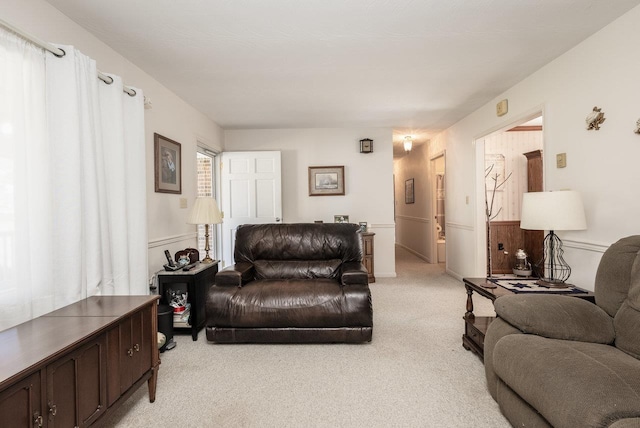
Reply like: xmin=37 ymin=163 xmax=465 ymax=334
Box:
xmin=101 ymin=246 xmax=509 ymax=427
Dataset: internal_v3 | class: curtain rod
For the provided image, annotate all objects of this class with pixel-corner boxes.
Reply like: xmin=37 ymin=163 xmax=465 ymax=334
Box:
xmin=0 ymin=18 xmax=137 ymax=97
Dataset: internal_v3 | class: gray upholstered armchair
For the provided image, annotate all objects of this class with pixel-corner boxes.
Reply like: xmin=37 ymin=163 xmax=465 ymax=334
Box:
xmin=484 ymin=235 xmax=640 ymax=427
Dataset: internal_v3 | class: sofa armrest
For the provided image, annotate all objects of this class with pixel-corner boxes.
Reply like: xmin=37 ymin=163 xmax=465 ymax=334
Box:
xmin=215 ymin=262 xmax=254 ymax=287
xmin=341 ymin=261 xmax=369 ymax=285
xmin=495 ymin=294 xmax=615 ymax=344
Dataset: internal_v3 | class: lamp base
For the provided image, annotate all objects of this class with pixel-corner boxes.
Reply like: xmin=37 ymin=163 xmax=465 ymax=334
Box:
xmin=535 ymin=279 xmax=572 ymax=289
xmin=201 ymin=255 xmax=214 ymax=264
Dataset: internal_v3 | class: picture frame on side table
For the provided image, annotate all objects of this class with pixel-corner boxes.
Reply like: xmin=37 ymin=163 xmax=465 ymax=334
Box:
xmin=309 ymin=166 xmax=345 ymax=196
xmin=405 ymin=178 xmax=415 ymax=204
xmin=334 ymin=215 xmax=349 ymax=223
xmin=154 ymin=133 xmax=182 ymax=194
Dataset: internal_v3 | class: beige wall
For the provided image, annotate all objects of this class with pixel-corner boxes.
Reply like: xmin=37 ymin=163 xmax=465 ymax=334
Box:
xmin=1 ymin=0 xmax=225 ymax=280
xmin=225 ymin=128 xmax=397 ymax=278
xmin=394 ymin=144 xmax=435 ymax=262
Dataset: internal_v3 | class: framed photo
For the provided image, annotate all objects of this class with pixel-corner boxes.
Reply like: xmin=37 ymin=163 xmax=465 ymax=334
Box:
xmin=334 ymin=215 xmax=349 ymax=223
xmin=154 ymin=133 xmax=182 ymax=194
xmin=308 ymin=166 xmax=345 ymax=196
xmin=405 ymin=178 xmax=415 ymax=204
xmin=359 ymin=222 xmax=368 ymax=232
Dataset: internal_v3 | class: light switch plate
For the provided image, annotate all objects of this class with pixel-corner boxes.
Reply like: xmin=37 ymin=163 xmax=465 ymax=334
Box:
xmin=556 ymin=153 xmax=567 ymax=168
xmin=180 ymin=198 xmax=188 ymax=209
xmin=496 ymin=99 xmax=508 ymax=117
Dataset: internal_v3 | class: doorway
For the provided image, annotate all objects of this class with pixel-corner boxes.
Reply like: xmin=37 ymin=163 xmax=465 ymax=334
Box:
xmin=481 ymin=114 xmax=544 ymax=276
xmin=431 ymin=153 xmax=446 ymax=264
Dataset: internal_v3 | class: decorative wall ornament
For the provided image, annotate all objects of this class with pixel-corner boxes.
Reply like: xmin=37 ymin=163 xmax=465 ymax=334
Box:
xmin=634 ymin=118 xmax=640 ymax=134
xmin=585 ymin=106 xmax=606 ymax=130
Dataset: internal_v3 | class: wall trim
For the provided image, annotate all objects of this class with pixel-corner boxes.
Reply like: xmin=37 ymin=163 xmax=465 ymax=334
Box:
xmin=395 ymin=215 xmax=430 ymax=224
xmin=376 ymin=272 xmax=398 ymax=278
xmin=564 ymin=239 xmax=610 ymax=253
xmin=369 ymin=223 xmax=397 ymax=229
xmin=396 ymin=243 xmax=431 ymax=263
xmin=148 ymin=232 xmax=196 ymax=249
xmin=446 ymin=222 xmax=474 ymax=232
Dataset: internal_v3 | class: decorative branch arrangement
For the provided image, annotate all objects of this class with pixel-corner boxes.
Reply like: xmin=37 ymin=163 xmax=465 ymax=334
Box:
xmin=485 ymin=164 xmax=513 ymax=277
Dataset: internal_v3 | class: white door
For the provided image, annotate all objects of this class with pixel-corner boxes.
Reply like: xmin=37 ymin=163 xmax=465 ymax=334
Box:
xmin=220 ymin=151 xmax=282 ymax=268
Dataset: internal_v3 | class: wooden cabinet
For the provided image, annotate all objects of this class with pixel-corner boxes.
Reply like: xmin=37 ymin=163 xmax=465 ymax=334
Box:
xmin=360 ymin=232 xmax=375 ymax=283
xmin=106 ymin=304 xmax=154 ymax=405
xmin=0 ymin=372 xmax=43 ymax=428
xmin=0 ymin=296 xmax=159 ymax=428
xmin=523 ymin=149 xmax=544 ymax=274
xmin=46 ymin=336 xmax=106 ymax=427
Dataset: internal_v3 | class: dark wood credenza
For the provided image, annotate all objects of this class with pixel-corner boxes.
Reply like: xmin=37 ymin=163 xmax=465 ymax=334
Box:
xmin=0 ymin=295 xmax=159 ymax=427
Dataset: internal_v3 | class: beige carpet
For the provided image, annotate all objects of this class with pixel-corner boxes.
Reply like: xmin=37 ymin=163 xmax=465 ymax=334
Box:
xmin=101 ymin=246 xmax=509 ymax=427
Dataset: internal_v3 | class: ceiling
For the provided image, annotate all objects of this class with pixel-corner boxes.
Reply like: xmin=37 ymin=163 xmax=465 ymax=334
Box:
xmin=44 ymin=0 xmax=640 ymax=150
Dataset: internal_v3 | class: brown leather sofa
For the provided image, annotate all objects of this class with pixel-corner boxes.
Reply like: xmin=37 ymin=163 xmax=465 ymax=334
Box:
xmin=205 ymin=223 xmax=373 ymax=343
xmin=484 ymin=235 xmax=640 ymax=427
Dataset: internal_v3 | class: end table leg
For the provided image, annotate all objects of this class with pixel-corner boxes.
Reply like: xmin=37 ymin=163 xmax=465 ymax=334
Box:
xmin=465 ymin=285 xmax=475 ymax=319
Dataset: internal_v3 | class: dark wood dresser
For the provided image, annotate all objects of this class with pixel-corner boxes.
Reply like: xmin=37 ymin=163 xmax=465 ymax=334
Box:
xmin=0 ymin=295 xmax=159 ymax=427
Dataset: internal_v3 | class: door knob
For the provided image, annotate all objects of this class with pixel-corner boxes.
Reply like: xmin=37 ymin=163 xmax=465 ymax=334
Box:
xmin=275 ymin=217 xmax=281 ymax=222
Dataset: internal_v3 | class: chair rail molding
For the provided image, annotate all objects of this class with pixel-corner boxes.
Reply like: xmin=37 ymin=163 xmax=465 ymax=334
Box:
xmin=563 ymin=239 xmax=610 ymax=253
xmin=148 ymin=232 xmax=197 ymax=249
xmin=394 ymin=215 xmax=430 ymax=224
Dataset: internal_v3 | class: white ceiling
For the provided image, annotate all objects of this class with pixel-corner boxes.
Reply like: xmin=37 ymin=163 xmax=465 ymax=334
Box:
xmin=44 ymin=0 xmax=640 ymax=150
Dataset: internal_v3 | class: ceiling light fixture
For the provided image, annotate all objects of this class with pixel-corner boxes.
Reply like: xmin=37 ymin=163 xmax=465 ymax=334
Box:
xmin=403 ymin=136 xmax=413 ymax=153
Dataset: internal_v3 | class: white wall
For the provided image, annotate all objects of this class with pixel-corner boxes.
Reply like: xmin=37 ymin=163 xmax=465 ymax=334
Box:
xmin=433 ymin=4 xmax=640 ymax=289
xmin=1 ymin=0 xmax=225 ymax=281
xmin=224 ymin=128 xmax=396 ymax=278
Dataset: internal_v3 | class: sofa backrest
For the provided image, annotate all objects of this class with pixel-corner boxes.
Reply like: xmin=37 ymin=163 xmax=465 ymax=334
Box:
xmin=594 ymin=235 xmax=640 ymax=358
xmin=233 ymin=223 xmax=363 ymax=280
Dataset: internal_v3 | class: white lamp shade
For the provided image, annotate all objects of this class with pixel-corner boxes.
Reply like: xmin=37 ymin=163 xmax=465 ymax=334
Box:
xmin=520 ymin=190 xmax=586 ymax=231
xmin=187 ymin=197 xmax=223 ymax=225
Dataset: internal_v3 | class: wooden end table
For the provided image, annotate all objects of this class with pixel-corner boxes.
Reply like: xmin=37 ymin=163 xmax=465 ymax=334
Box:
xmin=157 ymin=261 xmax=219 ymax=340
xmin=462 ymin=277 xmax=595 ymax=359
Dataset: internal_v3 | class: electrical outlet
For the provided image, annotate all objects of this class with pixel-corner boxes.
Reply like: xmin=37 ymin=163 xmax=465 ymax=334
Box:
xmin=556 ymin=153 xmax=567 ymax=168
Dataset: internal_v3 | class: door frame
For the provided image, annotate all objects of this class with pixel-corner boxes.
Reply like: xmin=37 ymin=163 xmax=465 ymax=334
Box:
xmin=473 ymin=108 xmax=545 ymax=276
xmin=430 ymin=151 xmax=445 ymax=264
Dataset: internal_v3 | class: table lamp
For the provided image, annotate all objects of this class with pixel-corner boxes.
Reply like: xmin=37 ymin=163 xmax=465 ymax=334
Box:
xmin=520 ymin=190 xmax=587 ymax=286
xmin=187 ymin=197 xmax=223 ymax=263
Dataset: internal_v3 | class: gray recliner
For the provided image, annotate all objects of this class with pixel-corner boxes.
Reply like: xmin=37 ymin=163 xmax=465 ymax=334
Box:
xmin=484 ymin=235 xmax=640 ymax=427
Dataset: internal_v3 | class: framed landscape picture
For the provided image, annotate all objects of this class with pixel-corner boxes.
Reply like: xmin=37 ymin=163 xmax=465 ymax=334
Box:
xmin=308 ymin=165 xmax=345 ymax=196
xmin=154 ymin=133 xmax=182 ymax=194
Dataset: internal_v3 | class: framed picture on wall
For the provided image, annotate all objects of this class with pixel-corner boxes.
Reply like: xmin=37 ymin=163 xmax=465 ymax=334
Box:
xmin=405 ymin=178 xmax=415 ymax=204
xmin=308 ymin=166 xmax=345 ymax=196
xmin=154 ymin=133 xmax=182 ymax=194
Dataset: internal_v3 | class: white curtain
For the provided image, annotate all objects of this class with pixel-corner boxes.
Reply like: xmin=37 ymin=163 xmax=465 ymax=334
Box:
xmin=0 ymin=32 xmax=147 ymax=331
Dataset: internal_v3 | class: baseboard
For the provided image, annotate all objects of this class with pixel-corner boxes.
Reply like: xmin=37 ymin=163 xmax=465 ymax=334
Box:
xmin=395 ymin=243 xmax=432 ymax=263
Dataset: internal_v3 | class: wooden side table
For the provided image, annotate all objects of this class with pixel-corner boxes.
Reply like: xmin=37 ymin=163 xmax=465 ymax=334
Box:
xmin=462 ymin=277 xmax=595 ymax=359
xmin=361 ymin=232 xmax=375 ymax=283
xmin=157 ymin=261 xmax=219 ymax=340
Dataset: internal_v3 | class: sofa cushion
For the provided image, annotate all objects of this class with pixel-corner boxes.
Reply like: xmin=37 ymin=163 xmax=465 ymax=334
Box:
xmin=253 ymin=259 xmax=342 ymax=280
xmin=233 ymin=223 xmax=363 ymax=264
xmin=495 ymin=294 xmax=615 ymax=344
xmin=207 ymin=279 xmax=372 ymax=328
xmin=493 ymin=334 xmax=640 ymax=428
xmin=594 ymin=235 xmax=640 ymax=317
xmin=613 ymin=243 xmax=640 ymax=359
